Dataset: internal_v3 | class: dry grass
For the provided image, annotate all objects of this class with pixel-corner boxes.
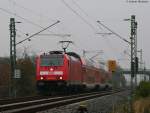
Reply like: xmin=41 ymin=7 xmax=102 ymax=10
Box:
xmin=110 ymin=97 xmax=150 ymax=113
xmin=133 ymin=97 xmax=150 ymax=113
xmin=111 ymin=101 xmax=130 ymax=113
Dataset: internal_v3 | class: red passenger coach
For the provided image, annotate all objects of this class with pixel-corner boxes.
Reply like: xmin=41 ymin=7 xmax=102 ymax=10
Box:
xmin=36 ymin=51 xmax=111 ymax=94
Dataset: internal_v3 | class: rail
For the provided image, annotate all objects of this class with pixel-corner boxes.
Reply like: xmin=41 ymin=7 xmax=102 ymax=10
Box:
xmin=0 ymin=89 xmax=127 ymax=113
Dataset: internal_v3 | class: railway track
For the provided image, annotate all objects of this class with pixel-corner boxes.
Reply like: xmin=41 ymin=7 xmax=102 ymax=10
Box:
xmin=0 ymin=95 xmax=49 ymax=105
xmin=0 ymin=89 xmax=126 ymax=113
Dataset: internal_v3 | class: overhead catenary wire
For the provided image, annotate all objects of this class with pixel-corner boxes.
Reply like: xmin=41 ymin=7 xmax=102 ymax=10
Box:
xmin=7 ymin=0 xmax=71 ymax=38
xmin=66 ymin=0 xmax=126 ymax=62
xmin=2 ymin=0 xmax=127 ymax=62
xmin=37 ymin=34 xmax=71 ymax=37
xmin=95 ymin=23 xmax=121 ymax=60
xmin=70 ymin=1 xmax=123 ymax=59
xmin=8 ymin=0 xmax=17 ymax=17
xmin=0 ymin=7 xmax=56 ymax=34
xmin=97 ymin=21 xmax=131 ymax=57
xmin=16 ymin=29 xmax=29 ymax=36
xmin=8 ymin=0 xmax=56 ymax=22
xmin=61 ymin=0 xmax=97 ymax=32
xmin=16 ymin=20 xmax=60 ymax=45
xmin=0 ymin=8 xmax=41 ymax=28
xmin=71 ymin=0 xmax=89 ymax=18
xmin=71 ymin=0 xmax=103 ymax=30
xmin=97 ymin=21 xmax=131 ymax=66
xmin=97 ymin=21 xmax=131 ymax=44
xmin=69 ymin=0 xmax=117 ymax=59
xmin=71 ymin=0 xmax=116 ymax=57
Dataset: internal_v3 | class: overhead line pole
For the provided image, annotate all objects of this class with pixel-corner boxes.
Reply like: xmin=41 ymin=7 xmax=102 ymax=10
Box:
xmin=10 ymin=19 xmax=60 ymax=98
xmin=10 ymin=18 xmax=16 ymax=97
xmin=130 ymin=15 xmax=137 ymax=113
xmin=97 ymin=16 xmax=138 ymax=113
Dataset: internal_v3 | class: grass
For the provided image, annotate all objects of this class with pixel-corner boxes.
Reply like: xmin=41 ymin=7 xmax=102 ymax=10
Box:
xmin=111 ymin=81 xmax=150 ymax=113
xmin=111 ymin=97 xmax=150 ymax=113
xmin=111 ymin=101 xmax=130 ymax=113
xmin=133 ymin=97 xmax=150 ymax=113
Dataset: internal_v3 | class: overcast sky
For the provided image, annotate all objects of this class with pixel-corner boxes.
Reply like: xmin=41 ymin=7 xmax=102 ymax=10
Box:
xmin=0 ymin=0 xmax=150 ymax=69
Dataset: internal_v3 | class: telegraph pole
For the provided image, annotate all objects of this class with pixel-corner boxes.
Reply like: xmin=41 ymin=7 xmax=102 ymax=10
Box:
xmin=9 ymin=18 xmax=16 ymax=97
xmin=130 ymin=15 xmax=137 ymax=113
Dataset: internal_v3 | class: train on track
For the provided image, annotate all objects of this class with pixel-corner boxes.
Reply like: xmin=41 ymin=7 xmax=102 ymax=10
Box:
xmin=36 ymin=51 xmax=112 ymax=95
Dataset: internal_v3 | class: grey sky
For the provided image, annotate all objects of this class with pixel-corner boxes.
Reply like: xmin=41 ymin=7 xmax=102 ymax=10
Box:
xmin=0 ymin=0 xmax=150 ymax=69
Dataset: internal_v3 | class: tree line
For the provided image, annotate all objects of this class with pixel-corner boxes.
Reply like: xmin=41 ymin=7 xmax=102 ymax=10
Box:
xmin=0 ymin=55 xmax=36 ymax=98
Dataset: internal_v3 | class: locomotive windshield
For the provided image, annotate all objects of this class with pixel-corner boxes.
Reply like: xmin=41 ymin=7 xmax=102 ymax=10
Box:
xmin=40 ymin=55 xmax=64 ymax=66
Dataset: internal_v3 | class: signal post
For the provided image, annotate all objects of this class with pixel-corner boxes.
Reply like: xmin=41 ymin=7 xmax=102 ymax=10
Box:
xmin=108 ymin=60 xmax=117 ymax=113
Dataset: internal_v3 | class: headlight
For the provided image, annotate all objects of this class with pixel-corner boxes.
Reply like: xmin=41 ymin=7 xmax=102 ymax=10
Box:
xmin=59 ymin=76 xmax=63 ymax=80
xmin=40 ymin=77 xmax=44 ymax=80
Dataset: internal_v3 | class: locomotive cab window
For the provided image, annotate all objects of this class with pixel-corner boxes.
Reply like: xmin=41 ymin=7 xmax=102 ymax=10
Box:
xmin=40 ymin=55 xmax=64 ymax=66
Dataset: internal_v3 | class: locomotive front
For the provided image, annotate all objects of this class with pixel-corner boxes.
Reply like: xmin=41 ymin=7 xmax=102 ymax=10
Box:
xmin=36 ymin=51 xmax=69 ymax=94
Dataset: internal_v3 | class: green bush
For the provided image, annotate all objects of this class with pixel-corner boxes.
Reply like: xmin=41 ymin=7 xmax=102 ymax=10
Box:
xmin=135 ymin=81 xmax=150 ymax=98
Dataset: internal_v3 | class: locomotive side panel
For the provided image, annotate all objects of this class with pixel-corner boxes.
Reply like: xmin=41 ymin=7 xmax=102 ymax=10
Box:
xmin=68 ymin=56 xmax=82 ymax=85
xmin=36 ymin=56 xmax=40 ymax=80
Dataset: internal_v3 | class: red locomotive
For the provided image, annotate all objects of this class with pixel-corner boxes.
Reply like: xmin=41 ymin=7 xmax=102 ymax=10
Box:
xmin=36 ymin=51 xmax=112 ymax=94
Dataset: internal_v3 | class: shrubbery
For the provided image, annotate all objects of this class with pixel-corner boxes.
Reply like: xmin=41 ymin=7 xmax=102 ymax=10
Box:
xmin=134 ymin=81 xmax=150 ymax=98
xmin=110 ymin=81 xmax=150 ymax=113
xmin=133 ymin=81 xmax=150 ymax=113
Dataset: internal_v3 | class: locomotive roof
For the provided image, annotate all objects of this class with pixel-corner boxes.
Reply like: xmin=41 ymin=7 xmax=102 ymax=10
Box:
xmin=66 ymin=52 xmax=81 ymax=60
xmin=40 ymin=50 xmax=108 ymax=73
xmin=49 ymin=51 xmax=63 ymax=54
xmin=42 ymin=51 xmax=81 ymax=60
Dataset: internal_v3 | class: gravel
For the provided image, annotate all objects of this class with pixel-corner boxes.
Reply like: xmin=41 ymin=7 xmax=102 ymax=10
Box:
xmin=37 ymin=91 xmax=130 ymax=113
